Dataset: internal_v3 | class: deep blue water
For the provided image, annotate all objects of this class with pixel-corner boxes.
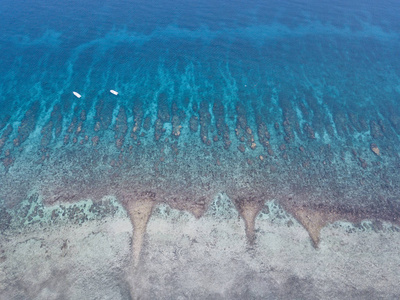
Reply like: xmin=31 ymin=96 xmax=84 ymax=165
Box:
xmin=1 ymin=0 xmax=399 ymax=115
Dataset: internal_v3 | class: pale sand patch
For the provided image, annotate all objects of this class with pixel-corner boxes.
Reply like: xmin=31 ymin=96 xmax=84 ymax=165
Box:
xmin=0 ymin=195 xmax=399 ymax=299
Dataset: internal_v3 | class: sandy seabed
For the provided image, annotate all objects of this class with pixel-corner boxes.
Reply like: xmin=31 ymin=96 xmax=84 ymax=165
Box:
xmin=1 ymin=195 xmax=399 ymax=300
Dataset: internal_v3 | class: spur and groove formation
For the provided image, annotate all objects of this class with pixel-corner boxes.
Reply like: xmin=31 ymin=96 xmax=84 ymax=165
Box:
xmin=0 ymin=27 xmax=400 ymax=266
xmin=1 ymin=83 xmax=400 ymax=257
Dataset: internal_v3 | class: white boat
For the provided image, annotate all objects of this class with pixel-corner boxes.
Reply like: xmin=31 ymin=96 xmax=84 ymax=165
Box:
xmin=110 ymin=90 xmax=118 ymax=95
xmin=73 ymin=91 xmax=82 ymax=98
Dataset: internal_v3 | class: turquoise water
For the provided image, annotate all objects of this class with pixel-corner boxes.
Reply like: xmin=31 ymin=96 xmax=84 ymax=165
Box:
xmin=0 ymin=0 xmax=400 ymax=230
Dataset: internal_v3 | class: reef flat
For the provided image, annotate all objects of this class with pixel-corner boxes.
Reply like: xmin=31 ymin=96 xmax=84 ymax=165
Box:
xmin=1 ymin=196 xmax=400 ymax=299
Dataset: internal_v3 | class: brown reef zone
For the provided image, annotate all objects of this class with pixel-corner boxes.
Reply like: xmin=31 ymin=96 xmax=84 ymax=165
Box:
xmin=124 ymin=197 xmax=155 ymax=267
xmin=232 ymin=197 xmax=265 ymax=244
xmin=281 ymin=201 xmax=400 ymax=248
xmin=120 ymin=193 xmax=400 ymax=265
xmin=285 ymin=205 xmax=341 ymax=248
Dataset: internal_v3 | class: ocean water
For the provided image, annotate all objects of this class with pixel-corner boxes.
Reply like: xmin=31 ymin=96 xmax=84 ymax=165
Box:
xmin=1 ymin=0 xmax=400 ymax=298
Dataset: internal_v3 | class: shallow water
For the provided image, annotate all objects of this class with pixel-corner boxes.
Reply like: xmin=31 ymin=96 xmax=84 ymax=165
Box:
xmin=1 ymin=0 xmax=400 ymax=299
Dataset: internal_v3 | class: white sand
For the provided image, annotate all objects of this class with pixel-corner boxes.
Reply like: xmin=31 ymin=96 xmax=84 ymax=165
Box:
xmin=1 ymin=195 xmax=399 ymax=299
